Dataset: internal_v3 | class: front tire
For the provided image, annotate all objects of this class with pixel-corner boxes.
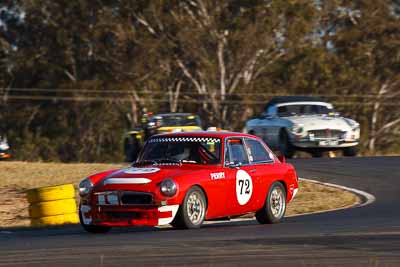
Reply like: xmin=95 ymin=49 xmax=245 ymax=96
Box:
xmin=279 ymin=130 xmax=295 ymax=158
xmin=256 ymin=182 xmax=286 ymax=224
xmin=343 ymin=146 xmax=358 ymax=157
xmin=79 ymin=205 xmax=111 ymax=233
xmin=171 ymin=186 xmax=206 ymax=229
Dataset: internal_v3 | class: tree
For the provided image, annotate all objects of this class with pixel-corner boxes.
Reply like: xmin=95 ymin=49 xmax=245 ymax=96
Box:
xmin=324 ymin=0 xmax=400 ymax=153
xmin=130 ymin=0 xmax=317 ymax=128
xmin=1 ymin=0 xmax=400 ymax=161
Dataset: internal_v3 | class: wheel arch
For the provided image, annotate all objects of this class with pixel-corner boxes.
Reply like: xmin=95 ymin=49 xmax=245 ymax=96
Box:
xmin=192 ymin=184 xmax=209 ymax=209
xmin=179 ymin=183 xmax=209 ymax=209
xmin=276 ymin=180 xmax=289 ymax=202
xmin=259 ymin=179 xmax=288 ymax=208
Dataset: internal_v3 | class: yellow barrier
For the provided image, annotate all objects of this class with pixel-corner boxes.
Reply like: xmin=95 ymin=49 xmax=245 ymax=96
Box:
xmin=26 ymin=184 xmax=75 ymax=203
xmin=26 ymin=184 xmax=78 ymax=226
xmin=30 ymin=213 xmax=79 ymax=227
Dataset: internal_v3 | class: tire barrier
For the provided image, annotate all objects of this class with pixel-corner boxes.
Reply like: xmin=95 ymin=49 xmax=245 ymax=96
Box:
xmin=30 ymin=213 xmax=79 ymax=227
xmin=26 ymin=184 xmax=79 ymax=226
xmin=26 ymin=184 xmax=75 ymax=203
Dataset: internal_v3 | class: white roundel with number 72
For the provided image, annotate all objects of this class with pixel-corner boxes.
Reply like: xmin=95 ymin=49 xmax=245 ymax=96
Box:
xmin=236 ymin=170 xmax=253 ymax=205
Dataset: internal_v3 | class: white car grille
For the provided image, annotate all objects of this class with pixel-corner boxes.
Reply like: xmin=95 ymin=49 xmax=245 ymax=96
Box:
xmin=308 ymin=129 xmax=345 ymax=139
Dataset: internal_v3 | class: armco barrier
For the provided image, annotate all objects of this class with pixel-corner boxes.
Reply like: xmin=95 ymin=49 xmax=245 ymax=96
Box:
xmin=26 ymin=184 xmax=79 ymax=226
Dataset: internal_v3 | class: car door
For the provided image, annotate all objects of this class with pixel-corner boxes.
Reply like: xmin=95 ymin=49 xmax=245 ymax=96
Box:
xmin=243 ymin=138 xmax=279 ymax=210
xmin=224 ymin=138 xmax=259 ymax=215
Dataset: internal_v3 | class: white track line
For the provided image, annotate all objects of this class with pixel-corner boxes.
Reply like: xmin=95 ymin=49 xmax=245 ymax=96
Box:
xmin=299 ymin=177 xmax=376 ymax=208
xmin=0 ymin=231 xmax=12 ymax=234
xmin=203 ymin=177 xmax=376 ymax=224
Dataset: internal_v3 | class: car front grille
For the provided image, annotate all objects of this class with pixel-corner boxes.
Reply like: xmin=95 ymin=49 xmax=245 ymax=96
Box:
xmin=308 ymin=129 xmax=345 ymax=139
xmin=120 ymin=192 xmax=153 ymax=205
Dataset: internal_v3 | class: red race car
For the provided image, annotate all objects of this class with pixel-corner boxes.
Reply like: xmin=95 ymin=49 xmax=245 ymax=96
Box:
xmin=78 ymin=132 xmax=299 ymax=233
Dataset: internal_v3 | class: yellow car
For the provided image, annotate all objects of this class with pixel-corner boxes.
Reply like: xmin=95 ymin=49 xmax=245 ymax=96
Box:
xmin=124 ymin=113 xmax=203 ymax=161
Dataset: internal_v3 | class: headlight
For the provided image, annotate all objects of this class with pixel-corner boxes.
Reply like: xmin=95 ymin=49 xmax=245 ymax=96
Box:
xmin=160 ymin=179 xmax=177 ymax=197
xmin=291 ymin=124 xmax=304 ymax=134
xmin=344 ymin=118 xmax=359 ymax=130
xmin=79 ymin=178 xmax=93 ymax=197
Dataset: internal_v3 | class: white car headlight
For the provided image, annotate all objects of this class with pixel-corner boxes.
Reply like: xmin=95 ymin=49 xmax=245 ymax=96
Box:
xmin=160 ymin=179 xmax=177 ymax=197
xmin=291 ymin=124 xmax=304 ymax=134
xmin=344 ymin=118 xmax=360 ymax=130
xmin=79 ymin=178 xmax=93 ymax=197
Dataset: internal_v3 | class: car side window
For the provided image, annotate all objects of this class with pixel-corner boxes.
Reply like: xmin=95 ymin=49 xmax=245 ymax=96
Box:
xmin=245 ymin=139 xmax=272 ymax=163
xmin=227 ymin=139 xmax=249 ymax=165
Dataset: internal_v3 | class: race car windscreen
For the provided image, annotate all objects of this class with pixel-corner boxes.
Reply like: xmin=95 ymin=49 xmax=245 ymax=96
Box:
xmin=277 ymin=104 xmax=334 ymax=116
xmin=139 ymin=137 xmax=221 ymax=165
xmin=155 ymin=115 xmax=201 ymax=127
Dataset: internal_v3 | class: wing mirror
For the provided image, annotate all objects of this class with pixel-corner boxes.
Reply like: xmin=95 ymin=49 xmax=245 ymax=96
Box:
xmin=277 ymin=155 xmax=286 ymax=163
xmin=228 ymin=161 xmax=242 ymax=168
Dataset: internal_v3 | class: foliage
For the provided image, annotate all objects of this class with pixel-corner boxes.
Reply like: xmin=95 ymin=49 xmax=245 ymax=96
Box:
xmin=0 ymin=0 xmax=399 ymax=161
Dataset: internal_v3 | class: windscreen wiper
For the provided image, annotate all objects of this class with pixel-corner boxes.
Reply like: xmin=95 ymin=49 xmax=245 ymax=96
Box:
xmin=154 ymin=158 xmax=182 ymax=164
xmin=132 ymin=160 xmax=157 ymax=166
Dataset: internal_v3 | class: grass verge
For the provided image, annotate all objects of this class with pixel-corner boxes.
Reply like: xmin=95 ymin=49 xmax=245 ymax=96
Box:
xmin=0 ymin=161 xmax=360 ymax=228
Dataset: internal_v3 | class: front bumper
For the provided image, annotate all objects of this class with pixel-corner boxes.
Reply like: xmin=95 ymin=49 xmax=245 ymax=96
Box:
xmin=80 ymin=204 xmax=179 ymax=227
xmin=292 ymin=140 xmax=359 ymax=149
xmin=290 ymin=128 xmax=359 ymax=149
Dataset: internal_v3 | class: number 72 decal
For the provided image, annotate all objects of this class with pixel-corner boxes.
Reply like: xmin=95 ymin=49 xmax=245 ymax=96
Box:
xmin=236 ymin=170 xmax=253 ymax=205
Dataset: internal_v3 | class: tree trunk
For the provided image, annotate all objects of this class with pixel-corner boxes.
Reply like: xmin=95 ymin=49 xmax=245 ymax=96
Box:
xmin=129 ymin=95 xmax=138 ymax=128
xmin=368 ymin=83 xmax=387 ymax=152
xmin=169 ymin=80 xmax=182 ymax=112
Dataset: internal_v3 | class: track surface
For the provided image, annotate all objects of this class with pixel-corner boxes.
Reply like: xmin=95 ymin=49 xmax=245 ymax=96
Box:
xmin=1 ymin=157 xmax=400 ymax=266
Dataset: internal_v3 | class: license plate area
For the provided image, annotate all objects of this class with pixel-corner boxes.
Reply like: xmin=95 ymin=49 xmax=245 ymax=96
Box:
xmin=120 ymin=192 xmax=153 ymax=205
xmin=96 ymin=192 xmax=119 ymax=206
xmin=319 ymin=140 xmax=339 ymax=146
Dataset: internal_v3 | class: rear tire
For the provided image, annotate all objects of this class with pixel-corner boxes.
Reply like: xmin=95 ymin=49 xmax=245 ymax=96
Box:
xmin=79 ymin=205 xmax=111 ymax=234
xmin=256 ymin=182 xmax=286 ymax=224
xmin=279 ymin=130 xmax=295 ymax=158
xmin=171 ymin=186 xmax=206 ymax=229
xmin=343 ymin=146 xmax=358 ymax=157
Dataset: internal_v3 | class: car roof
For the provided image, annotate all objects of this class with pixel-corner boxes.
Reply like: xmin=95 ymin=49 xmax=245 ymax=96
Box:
xmin=152 ymin=131 xmax=256 ymax=139
xmin=265 ymin=96 xmax=324 ymax=109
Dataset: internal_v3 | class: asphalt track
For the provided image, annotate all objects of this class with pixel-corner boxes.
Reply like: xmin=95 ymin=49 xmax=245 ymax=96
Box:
xmin=1 ymin=157 xmax=399 ymax=266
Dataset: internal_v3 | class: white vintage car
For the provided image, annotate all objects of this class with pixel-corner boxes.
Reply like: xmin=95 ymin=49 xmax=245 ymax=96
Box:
xmin=0 ymin=135 xmax=10 ymax=160
xmin=245 ymin=96 xmax=360 ymax=158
